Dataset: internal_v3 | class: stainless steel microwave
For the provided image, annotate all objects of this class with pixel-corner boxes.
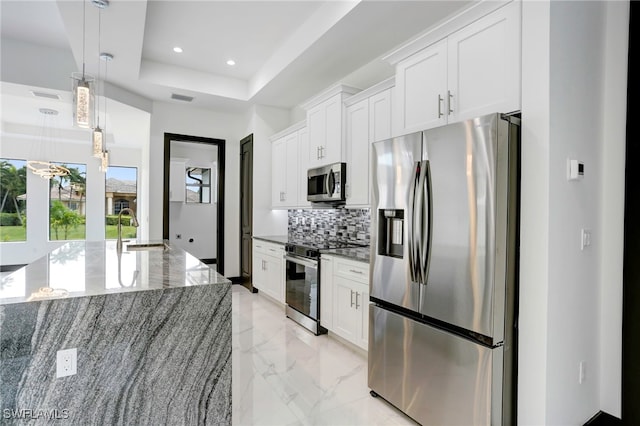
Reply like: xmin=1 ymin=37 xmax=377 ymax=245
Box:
xmin=307 ymin=162 xmax=346 ymax=203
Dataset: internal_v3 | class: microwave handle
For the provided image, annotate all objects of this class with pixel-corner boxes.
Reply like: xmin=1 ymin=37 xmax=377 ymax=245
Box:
xmin=326 ymin=170 xmax=335 ymax=196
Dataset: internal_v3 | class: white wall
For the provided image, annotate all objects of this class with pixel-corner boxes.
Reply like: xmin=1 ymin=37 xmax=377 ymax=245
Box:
xmin=599 ymin=1 xmax=629 ymax=416
xmin=244 ymin=104 xmax=290 ymax=238
xmin=519 ymin=1 xmax=628 ymax=423
xmin=149 ymin=101 xmax=245 ymax=276
xmin=0 ymin=136 xmax=143 ymax=265
xmin=168 ymin=142 xmax=218 ymax=260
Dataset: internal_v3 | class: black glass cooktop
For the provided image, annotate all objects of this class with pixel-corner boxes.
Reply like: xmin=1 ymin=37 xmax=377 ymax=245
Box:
xmin=285 ymin=239 xmax=368 ymax=258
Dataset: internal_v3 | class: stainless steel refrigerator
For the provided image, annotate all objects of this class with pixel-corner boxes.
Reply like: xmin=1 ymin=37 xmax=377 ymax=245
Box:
xmin=368 ymin=112 xmax=520 ymax=425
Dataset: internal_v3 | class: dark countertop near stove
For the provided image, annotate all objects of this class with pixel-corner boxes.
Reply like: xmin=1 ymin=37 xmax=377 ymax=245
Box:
xmin=252 ymin=235 xmax=288 ymax=245
xmin=253 ymin=235 xmax=370 ymax=263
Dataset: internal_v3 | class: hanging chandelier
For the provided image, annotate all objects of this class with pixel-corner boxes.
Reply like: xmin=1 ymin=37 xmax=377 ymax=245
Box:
xmin=71 ymin=0 xmax=95 ymax=129
xmin=27 ymin=108 xmax=70 ymax=179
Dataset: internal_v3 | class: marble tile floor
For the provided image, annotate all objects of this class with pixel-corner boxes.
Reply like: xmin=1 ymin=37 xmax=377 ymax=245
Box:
xmin=232 ymin=285 xmax=418 ymax=426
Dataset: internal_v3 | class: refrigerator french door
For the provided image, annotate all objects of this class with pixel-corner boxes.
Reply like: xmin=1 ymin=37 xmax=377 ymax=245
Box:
xmin=368 ymin=113 xmax=520 ymax=425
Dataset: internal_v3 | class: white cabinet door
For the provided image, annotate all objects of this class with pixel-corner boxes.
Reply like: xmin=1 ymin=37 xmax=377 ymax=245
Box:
xmin=169 ymin=160 xmax=185 ymax=202
xmin=357 ymin=285 xmax=369 ymax=350
xmin=283 ymin=131 xmax=299 ymax=207
xmin=253 ymin=241 xmax=284 ymax=303
xmin=345 ymin=98 xmax=370 ymax=207
xmin=307 ymin=93 xmax=343 ymax=168
xmin=272 ymin=132 xmax=300 ymax=208
xmin=320 ymin=257 xmax=333 ymax=329
xmin=271 ymin=137 xmax=286 ymax=208
xmin=447 ymin=1 xmax=521 ymax=122
xmin=297 ymin=127 xmax=311 ymax=208
xmin=369 ymin=88 xmax=393 ymax=143
xmin=395 ymin=38 xmax=448 ymax=135
xmin=307 ymin=103 xmax=326 ymax=168
xmin=323 ymin=94 xmax=342 ymax=165
xmin=333 ymin=276 xmax=360 ymax=342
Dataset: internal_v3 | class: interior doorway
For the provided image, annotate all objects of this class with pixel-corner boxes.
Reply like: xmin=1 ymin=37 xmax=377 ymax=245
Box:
xmin=240 ymin=134 xmax=256 ymax=292
xmin=163 ymin=133 xmax=225 ymax=275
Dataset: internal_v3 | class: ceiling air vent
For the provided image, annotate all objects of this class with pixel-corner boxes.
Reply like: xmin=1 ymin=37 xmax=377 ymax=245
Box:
xmin=31 ymin=91 xmax=60 ymax=100
xmin=171 ymin=93 xmax=194 ymax=102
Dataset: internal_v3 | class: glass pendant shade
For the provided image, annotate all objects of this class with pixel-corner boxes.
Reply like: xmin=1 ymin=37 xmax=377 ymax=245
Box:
xmin=72 ymin=72 xmax=95 ymax=128
xmin=92 ymin=127 xmax=104 ymax=157
xmin=100 ymin=150 xmax=109 ymax=172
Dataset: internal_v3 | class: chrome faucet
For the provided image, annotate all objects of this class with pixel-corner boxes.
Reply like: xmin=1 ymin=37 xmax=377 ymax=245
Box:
xmin=116 ymin=207 xmax=139 ymax=252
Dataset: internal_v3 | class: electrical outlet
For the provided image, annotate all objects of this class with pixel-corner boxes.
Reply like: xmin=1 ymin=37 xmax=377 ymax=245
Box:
xmin=56 ymin=348 xmax=77 ymax=378
xmin=579 ymin=360 xmax=586 ymax=384
xmin=581 ymin=229 xmax=592 ymax=250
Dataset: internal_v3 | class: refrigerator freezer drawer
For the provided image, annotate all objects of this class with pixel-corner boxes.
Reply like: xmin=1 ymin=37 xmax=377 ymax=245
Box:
xmin=368 ymin=304 xmax=511 ymax=426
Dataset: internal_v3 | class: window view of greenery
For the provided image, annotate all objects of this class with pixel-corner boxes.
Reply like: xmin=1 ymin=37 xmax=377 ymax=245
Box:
xmin=49 ymin=162 xmax=86 ymax=241
xmin=0 ymin=159 xmax=27 ymax=242
xmin=105 ymin=166 xmax=137 ymax=239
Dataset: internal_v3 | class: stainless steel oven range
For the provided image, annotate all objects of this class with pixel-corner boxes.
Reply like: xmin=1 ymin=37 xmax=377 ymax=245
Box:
xmin=284 ymin=240 xmax=366 ymax=335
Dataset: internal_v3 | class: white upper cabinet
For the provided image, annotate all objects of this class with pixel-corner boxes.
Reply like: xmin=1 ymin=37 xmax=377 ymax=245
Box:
xmin=395 ymin=39 xmax=448 ymax=134
xmin=391 ymin=1 xmax=521 ymax=135
xmin=369 ymin=88 xmax=393 ymax=143
xmin=270 ymin=122 xmax=305 ymax=209
xmin=447 ymin=0 xmax=521 ymax=122
xmin=169 ymin=158 xmax=186 ymax=202
xmin=344 ymin=79 xmax=394 ymax=207
xmin=345 ymin=98 xmax=370 ymax=207
xmin=297 ymin=126 xmax=311 ymax=208
xmin=302 ymin=84 xmax=360 ymax=169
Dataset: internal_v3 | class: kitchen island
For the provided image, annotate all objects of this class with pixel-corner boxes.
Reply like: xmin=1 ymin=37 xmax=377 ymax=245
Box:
xmin=0 ymin=240 xmax=231 ymax=425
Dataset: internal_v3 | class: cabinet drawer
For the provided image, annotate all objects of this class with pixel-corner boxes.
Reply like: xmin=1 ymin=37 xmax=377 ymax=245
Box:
xmin=253 ymin=241 xmax=284 ymax=256
xmin=334 ymin=258 xmax=369 ymax=284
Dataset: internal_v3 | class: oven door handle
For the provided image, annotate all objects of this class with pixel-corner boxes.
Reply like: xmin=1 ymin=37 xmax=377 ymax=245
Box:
xmin=284 ymin=255 xmax=318 ymax=269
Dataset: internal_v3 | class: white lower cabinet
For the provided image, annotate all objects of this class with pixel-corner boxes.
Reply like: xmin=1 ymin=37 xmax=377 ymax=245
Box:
xmin=322 ymin=255 xmax=369 ymax=351
xmin=252 ymin=241 xmax=285 ymax=303
xmin=320 ymin=257 xmax=334 ymax=329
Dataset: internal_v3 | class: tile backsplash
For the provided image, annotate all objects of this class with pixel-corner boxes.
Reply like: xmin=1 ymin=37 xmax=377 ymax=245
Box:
xmin=288 ymin=208 xmax=370 ymax=245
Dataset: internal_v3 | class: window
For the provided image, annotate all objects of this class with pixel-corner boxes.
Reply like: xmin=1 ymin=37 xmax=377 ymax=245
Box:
xmin=105 ymin=166 xmax=137 ymax=239
xmin=185 ymin=167 xmax=211 ymax=203
xmin=0 ymin=159 xmax=27 ymax=242
xmin=114 ymin=199 xmax=129 ymax=214
xmin=49 ymin=162 xmax=86 ymax=241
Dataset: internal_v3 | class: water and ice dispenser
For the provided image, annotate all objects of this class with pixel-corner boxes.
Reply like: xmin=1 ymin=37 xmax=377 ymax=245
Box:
xmin=378 ymin=209 xmax=404 ymax=258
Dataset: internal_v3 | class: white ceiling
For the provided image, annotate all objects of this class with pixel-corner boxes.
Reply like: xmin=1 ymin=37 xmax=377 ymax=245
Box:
xmin=0 ymin=0 xmax=474 ymax=146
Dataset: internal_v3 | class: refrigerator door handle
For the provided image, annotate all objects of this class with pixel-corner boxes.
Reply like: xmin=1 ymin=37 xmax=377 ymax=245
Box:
xmin=414 ymin=160 xmax=429 ymax=285
xmin=420 ymin=160 xmax=433 ymax=285
xmin=408 ymin=161 xmax=421 ymax=284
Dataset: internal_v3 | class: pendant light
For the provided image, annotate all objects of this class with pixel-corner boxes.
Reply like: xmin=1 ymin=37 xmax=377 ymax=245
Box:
xmin=99 ymin=52 xmax=113 ymax=173
xmin=92 ymin=5 xmax=105 ymax=157
xmin=27 ymin=109 xmax=70 ymax=179
xmin=71 ymin=0 xmax=95 ymax=129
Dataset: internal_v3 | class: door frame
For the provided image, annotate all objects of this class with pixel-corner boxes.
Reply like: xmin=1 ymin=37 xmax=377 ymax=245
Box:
xmin=239 ymin=134 xmax=256 ymax=291
xmin=163 ymin=133 xmax=226 ymax=275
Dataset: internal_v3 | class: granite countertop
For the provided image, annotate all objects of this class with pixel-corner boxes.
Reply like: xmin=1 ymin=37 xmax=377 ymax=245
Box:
xmin=321 ymin=246 xmax=371 ymax=263
xmin=252 ymin=235 xmax=288 ymax=245
xmin=0 ymin=240 xmax=230 ymax=305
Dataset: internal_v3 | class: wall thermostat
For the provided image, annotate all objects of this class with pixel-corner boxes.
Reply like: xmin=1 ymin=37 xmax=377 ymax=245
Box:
xmin=568 ymin=159 xmax=585 ymax=181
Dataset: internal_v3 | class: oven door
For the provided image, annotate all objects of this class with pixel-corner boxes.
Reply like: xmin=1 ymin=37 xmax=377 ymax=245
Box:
xmin=284 ymin=254 xmax=319 ymax=320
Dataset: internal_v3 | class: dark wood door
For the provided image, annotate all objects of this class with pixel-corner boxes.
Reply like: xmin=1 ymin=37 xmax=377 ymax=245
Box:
xmin=240 ymin=135 xmax=256 ymax=292
xmin=623 ymin=2 xmax=638 ymax=423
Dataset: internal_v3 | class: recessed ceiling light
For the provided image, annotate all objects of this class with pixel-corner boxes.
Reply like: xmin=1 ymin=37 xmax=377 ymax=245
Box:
xmin=173 ymin=47 xmax=183 ymax=53
xmin=226 ymin=59 xmax=236 ymax=66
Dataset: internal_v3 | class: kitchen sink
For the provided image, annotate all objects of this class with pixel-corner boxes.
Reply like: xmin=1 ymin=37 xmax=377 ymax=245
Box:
xmin=126 ymin=242 xmax=169 ymax=251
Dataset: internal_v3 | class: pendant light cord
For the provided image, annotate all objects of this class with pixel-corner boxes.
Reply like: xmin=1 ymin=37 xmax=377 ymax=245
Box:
xmin=82 ymin=0 xmax=86 ymax=78
xmin=96 ymin=7 xmax=101 ymax=127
